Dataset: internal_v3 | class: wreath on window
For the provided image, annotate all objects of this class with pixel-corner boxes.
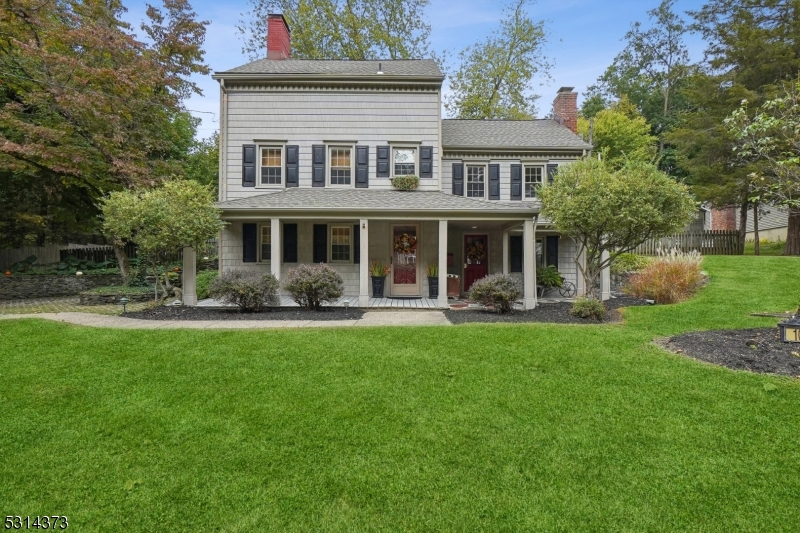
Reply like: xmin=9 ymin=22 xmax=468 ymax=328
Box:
xmin=394 ymin=233 xmax=417 ymax=255
xmin=466 ymin=241 xmax=485 ymax=263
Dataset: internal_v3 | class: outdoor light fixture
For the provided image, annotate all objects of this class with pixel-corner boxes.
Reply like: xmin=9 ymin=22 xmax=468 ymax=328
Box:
xmin=118 ymin=297 xmax=130 ymax=314
xmin=778 ymin=315 xmax=800 ymax=343
xmin=343 ymin=300 xmax=350 ymax=318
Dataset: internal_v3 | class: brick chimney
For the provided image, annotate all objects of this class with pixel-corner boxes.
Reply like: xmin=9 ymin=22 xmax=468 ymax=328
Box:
xmin=553 ymin=87 xmax=578 ymax=134
xmin=267 ymin=14 xmax=291 ymax=60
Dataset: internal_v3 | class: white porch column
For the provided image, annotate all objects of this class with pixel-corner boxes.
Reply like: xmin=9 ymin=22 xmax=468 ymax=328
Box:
xmin=502 ymin=230 xmax=509 ymax=274
xmin=359 ymin=219 xmax=369 ymax=307
xmin=182 ymin=246 xmax=197 ymax=306
xmin=600 ymin=249 xmax=611 ymax=301
xmin=523 ymin=218 xmax=536 ymax=309
xmin=437 ymin=219 xmax=448 ymax=309
xmin=271 ymin=218 xmax=281 ymax=281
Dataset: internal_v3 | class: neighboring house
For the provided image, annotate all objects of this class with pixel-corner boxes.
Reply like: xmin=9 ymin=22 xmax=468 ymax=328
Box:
xmin=187 ymin=14 xmax=596 ymax=309
xmin=707 ymin=204 xmax=789 ymax=241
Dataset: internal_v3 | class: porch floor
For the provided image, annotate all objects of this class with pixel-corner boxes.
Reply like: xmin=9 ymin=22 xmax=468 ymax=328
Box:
xmin=196 ymin=295 xmax=574 ymax=310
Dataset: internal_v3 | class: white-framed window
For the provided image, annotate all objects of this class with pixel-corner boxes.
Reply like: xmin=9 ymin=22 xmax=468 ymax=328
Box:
xmin=525 ymin=166 xmax=544 ymax=198
xmin=260 ymin=224 xmax=271 ymax=261
xmin=466 ymin=165 xmax=485 ymax=198
xmin=329 ymin=147 xmax=353 ymax=186
xmin=259 ymin=146 xmax=283 ymax=186
xmin=330 ymin=225 xmax=352 ymax=262
xmin=393 ymin=147 xmax=417 ymax=176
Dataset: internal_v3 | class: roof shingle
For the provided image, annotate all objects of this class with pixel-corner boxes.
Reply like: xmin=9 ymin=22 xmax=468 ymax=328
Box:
xmin=442 ymin=119 xmax=591 ymax=150
xmin=217 ymin=58 xmax=443 ymax=78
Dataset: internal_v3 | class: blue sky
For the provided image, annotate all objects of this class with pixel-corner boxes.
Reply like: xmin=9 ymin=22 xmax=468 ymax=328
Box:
xmin=121 ymin=0 xmax=708 ymax=138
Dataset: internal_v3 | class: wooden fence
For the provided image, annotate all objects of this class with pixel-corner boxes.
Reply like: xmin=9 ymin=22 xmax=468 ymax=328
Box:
xmin=634 ymin=230 xmax=741 ymax=256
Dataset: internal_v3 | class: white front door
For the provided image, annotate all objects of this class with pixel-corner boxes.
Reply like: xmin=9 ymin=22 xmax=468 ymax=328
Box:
xmin=390 ymin=224 xmax=420 ymax=296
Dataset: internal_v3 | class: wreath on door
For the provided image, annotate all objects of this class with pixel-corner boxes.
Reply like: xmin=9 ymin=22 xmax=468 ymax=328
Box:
xmin=394 ymin=233 xmax=417 ymax=254
xmin=466 ymin=241 xmax=485 ymax=263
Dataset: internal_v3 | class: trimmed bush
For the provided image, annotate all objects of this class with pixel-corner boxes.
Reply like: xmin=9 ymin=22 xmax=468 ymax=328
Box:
xmin=196 ymin=270 xmax=218 ymax=300
xmin=284 ymin=263 xmax=344 ymax=310
xmin=625 ymin=248 xmax=704 ymax=304
xmin=468 ymin=274 xmax=522 ymax=314
xmin=208 ymin=270 xmax=279 ymax=312
xmin=611 ymin=253 xmax=651 ymax=275
xmin=570 ymin=296 xmax=607 ymax=321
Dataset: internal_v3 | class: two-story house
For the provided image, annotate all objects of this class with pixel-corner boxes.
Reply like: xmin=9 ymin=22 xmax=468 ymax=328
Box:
xmin=183 ymin=14 xmax=597 ymax=309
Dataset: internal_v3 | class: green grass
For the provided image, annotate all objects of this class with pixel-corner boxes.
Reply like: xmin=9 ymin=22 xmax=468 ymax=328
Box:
xmin=744 ymin=239 xmax=786 ymax=255
xmin=2 ymin=256 xmax=800 ymax=531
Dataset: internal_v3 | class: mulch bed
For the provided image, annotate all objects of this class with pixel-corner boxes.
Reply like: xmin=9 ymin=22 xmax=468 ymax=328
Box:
xmin=125 ymin=306 xmax=364 ymax=321
xmin=662 ymin=328 xmax=800 ymax=377
xmin=444 ymin=296 xmax=651 ymax=325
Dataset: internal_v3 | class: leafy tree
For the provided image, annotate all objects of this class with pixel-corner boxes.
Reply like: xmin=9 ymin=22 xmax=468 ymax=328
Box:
xmin=577 ymin=97 xmax=657 ymax=170
xmin=443 ymin=0 xmax=551 ymax=119
xmin=101 ymin=180 xmax=226 ymax=293
xmin=725 ymin=79 xmax=800 ymax=255
xmin=237 ymin=0 xmax=432 ymax=61
xmin=184 ymin=132 xmax=220 ymax=193
xmin=539 ymin=159 xmax=695 ymax=299
xmin=580 ymin=93 xmax=608 ymax=119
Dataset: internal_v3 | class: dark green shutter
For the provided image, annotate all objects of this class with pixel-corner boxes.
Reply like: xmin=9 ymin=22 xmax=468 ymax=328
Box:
xmin=243 ymin=223 xmax=257 ymax=262
xmin=547 ymin=164 xmax=558 ymax=184
xmin=313 ymin=224 xmax=327 ymax=263
xmin=489 ymin=163 xmax=500 ymax=200
xmin=420 ymin=146 xmax=433 ymax=179
xmin=285 ymin=145 xmax=299 ymax=187
xmin=376 ymin=146 xmax=390 ymax=177
xmin=546 ymin=236 xmax=559 ymax=268
xmin=356 ymin=145 xmax=369 ymax=188
xmin=283 ymin=223 xmax=298 ymax=263
xmin=353 ymin=224 xmax=360 ymax=264
xmin=510 ymin=164 xmax=522 ymax=200
xmin=452 ymin=163 xmax=464 ymax=196
xmin=312 ymin=145 xmax=325 ymax=187
xmin=510 ymin=235 xmax=523 ymax=272
xmin=242 ymin=145 xmax=256 ymax=187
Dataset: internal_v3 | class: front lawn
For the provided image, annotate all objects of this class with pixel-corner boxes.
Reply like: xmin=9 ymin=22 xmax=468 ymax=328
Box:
xmin=1 ymin=256 xmax=800 ymax=531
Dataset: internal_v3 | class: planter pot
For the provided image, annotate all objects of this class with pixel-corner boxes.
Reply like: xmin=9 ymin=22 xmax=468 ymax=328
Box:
xmin=428 ymin=276 xmax=439 ymax=298
xmin=371 ymin=276 xmax=386 ymax=298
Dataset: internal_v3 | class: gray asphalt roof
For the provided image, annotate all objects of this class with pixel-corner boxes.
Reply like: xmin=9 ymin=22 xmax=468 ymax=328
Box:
xmin=442 ymin=119 xmax=592 ymax=150
xmin=217 ymin=188 xmax=536 ymax=213
xmin=218 ymin=59 xmax=443 ymax=78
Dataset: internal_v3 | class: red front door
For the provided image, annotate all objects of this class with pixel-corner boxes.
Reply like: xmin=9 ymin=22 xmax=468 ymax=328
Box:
xmin=463 ymin=234 xmax=488 ymax=292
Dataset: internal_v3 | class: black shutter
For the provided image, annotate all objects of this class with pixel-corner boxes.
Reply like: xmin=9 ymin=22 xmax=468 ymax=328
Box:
xmin=242 ymin=145 xmax=256 ymax=187
xmin=243 ymin=223 xmax=257 ymax=263
xmin=510 ymin=164 xmax=522 ymax=200
xmin=489 ymin=163 xmax=500 ymax=200
xmin=547 ymin=164 xmax=558 ymax=184
xmin=420 ymin=146 xmax=433 ymax=179
xmin=452 ymin=162 xmax=464 ymax=196
xmin=353 ymin=224 xmax=360 ymax=264
xmin=510 ymin=235 xmax=523 ymax=272
xmin=546 ymin=236 xmax=559 ymax=268
xmin=377 ymin=145 xmax=390 ymax=177
xmin=313 ymin=224 xmax=327 ymax=263
xmin=285 ymin=145 xmax=299 ymax=187
xmin=312 ymin=145 xmax=326 ymax=187
xmin=356 ymin=145 xmax=369 ymax=188
xmin=283 ymin=223 xmax=298 ymax=263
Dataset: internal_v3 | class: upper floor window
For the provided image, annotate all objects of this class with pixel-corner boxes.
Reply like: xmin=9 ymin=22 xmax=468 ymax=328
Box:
xmin=466 ymin=165 xmax=485 ymax=198
xmin=330 ymin=147 xmax=352 ymax=186
xmin=330 ymin=225 xmax=352 ymax=262
xmin=525 ymin=166 xmax=543 ymax=198
xmin=260 ymin=147 xmax=282 ymax=186
xmin=394 ymin=148 xmax=416 ymax=176
xmin=260 ymin=224 xmax=271 ymax=261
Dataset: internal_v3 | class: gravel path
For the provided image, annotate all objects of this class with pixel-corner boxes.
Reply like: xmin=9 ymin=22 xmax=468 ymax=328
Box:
xmin=663 ymin=328 xmax=800 ymax=377
xmin=125 ymin=306 xmax=365 ymax=321
xmin=444 ymin=297 xmax=650 ymax=324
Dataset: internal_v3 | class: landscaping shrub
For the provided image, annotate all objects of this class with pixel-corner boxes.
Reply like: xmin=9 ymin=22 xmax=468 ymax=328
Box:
xmin=611 ymin=253 xmax=651 ymax=275
xmin=468 ymin=274 xmax=522 ymax=314
xmin=625 ymin=248 xmax=704 ymax=304
xmin=196 ymin=270 xmax=218 ymax=300
xmin=391 ymin=175 xmax=419 ymax=191
xmin=208 ymin=270 xmax=279 ymax=312
xmin=284 ymin=264 xmax=344 ymax=310
xmin=570 ymin=296 xmax=607 ymax=321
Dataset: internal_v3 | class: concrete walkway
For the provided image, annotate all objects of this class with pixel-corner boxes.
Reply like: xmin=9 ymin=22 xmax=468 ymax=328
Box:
xmin=0 ymin=310 xmax=451 ymax=329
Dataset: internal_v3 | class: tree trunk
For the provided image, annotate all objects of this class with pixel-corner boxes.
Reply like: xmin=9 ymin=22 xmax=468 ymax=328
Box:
xmin=112 ymin=241 xmax=131 ymax=284
xmin=785 ymin=207 xmax=800 ymax=256
xmin=738 ymin=201 xmax=749 ymax=255
xmin=753 ymin=202 xmax=760 ymax=255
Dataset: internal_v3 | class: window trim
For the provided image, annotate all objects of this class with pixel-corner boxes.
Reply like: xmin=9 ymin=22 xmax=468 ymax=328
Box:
xmin=327 ymin=145 xmax=355 ymax=188
xmin=256 ymin=145 xmax=284 ymax=189
xmin=391 ymin=145 xmax=419 ymax=178
xmin=465 ymin=163 xmax=487 ymax=199
xmin=329 ymin=224 xmax=353 ymax=263
xmin=259 ymin=223 xmax=272 ymax=262
xmin=524 ymin=164 xmax=545 ymax=199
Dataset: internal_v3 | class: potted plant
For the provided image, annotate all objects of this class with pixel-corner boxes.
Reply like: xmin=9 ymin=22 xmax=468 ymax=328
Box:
xmin=391 ymin=175 xmax=419 ymax=191
xmin=536 ymin=264 xmax=563 ymax=296
xmin=369 ymin=260 xmax=390 ymax=297
xmin=426 ymin=262 xmax=439 ymax=298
